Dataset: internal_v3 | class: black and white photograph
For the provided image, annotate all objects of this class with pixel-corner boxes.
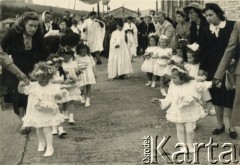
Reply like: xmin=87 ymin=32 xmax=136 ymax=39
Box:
xmin=0 ymin=0 xmax=240 ymax=164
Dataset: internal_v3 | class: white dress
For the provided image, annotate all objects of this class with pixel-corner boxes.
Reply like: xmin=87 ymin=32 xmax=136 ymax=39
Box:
xmin=184 ymin=63 xmax=212 ymax=101
xmin=184 ymin=63 xmax=200 ymax=78
xmin=22 ymin=82 xmax=65 ymax=128
xmin=123 ymin=23 xmax=138 ymax=58
xmin=164 ymin=55 xmax=184 ymax=76
xmin=154 ymin=47 xmax=172 ymax=76
xmin=82 ymin=18 xmax=105 ymax=53
xmin=76 ymin=55 xmax=96 ymax=86
xmin=61 ymin=60 xmax=82 ymax=102
xmin=159 ymin=80 xmax=211 ymax=123
xmin=108 ymin=29 xmax=133 ymax=79
xmin=141 ymin=46 xmax=158 ymax=73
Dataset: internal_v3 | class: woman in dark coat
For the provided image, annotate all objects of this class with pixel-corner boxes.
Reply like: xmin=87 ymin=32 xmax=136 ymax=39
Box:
xmin=199 ymin=3 xmax=237 ymax=139
xmin=1 ymin=12 xmax=49 ymax=134
xmin=183 ymin=2 xmax=209 ymax=44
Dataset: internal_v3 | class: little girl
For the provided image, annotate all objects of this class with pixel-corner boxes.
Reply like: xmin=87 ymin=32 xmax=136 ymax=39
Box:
xmin=152 ymin=65 xmax=212 ymax=153
xmin=18 ymin=62 xmax=66 ymax=157
xmin=153 ymin=35 xmax=172 ymax=94
xmin=171 ymin=41 xmax=187 ymax=65
xmin=141 ymin=34 xmax=159 ymax=87
xmin=46 ymin=54 xmax=68 ymax=137
xmin=184 ymin=43 xmax=215 ymax=116
xmin=75 ymin=44 xmax=96 ymax=107
xmin=57 ymin=47 xmax=82 ymax=124
xmin=163 ymin=43 xmax=187 ymax=78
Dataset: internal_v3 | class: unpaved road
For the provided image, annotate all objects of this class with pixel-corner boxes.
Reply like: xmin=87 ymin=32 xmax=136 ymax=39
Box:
xmin=1 ymin=57 xmax=240 ymax=165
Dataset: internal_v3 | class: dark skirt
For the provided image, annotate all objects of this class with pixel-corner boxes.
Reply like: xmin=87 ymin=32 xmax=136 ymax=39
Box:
xmin=209 ymin=76 xmax=235 ymax=108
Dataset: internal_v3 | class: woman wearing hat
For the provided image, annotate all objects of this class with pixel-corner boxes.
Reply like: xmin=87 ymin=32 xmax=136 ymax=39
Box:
xmin=183 ymin=2 xmax=208 ymax=44
xmin=175 ymin=9 xmax=191 ymax=43
xmin=199 ymin=3 xmax=236 ymax=139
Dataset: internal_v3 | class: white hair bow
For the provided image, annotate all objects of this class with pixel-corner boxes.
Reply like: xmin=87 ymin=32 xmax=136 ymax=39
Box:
xmin=187 ymin=43 xmax=199 ymax=52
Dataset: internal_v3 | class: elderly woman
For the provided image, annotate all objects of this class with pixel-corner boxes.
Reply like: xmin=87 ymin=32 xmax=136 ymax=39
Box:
xmin=154 ymin=11 xmax=175 ymax=48
xmin=1 ymin=12 xmax=49 ymax=134
xmin=175 ymin=9 xmax=191 ymax=43
xmin=199 ymin=3 xmax=236 ymax=139
xmin=183 ymin=2 xmax=208 ymax=44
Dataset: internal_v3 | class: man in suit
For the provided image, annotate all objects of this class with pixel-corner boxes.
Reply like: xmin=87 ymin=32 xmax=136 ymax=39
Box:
xmin=214 ymin=21 xmax=240 ymax=130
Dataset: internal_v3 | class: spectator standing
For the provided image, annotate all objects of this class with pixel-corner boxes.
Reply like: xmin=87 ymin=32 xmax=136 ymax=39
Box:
xmin=1 ymin=12 xmax=50 ymax=134
xmin=154 ymin=11 xmax=175 ymax=49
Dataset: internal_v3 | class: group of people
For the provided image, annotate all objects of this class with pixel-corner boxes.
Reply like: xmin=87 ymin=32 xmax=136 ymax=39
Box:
xmin=136 ymin=2 xmax=240 ymax=154
xmin=1 ymin=1 xmax=240 ymax=158
xmin=0 ymin=11 xmax=98 ymax=157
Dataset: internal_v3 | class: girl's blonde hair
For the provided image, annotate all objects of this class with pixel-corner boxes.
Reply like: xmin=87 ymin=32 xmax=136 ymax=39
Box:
xmin=29 ymin=62 xmax=56 ymax=80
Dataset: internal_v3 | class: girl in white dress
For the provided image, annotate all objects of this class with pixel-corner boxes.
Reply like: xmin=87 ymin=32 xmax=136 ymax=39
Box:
xmin=18 ymin=62 xmax=66 ymax=157
xmin=75 ymin=44 xmax=96 ymax=107
xmin=108 ymin=19 xmax=133 ymax=79
xmin=57 ymin=47 xmax=82 ymax=124
xmin=141 ymin=34 xmax=159 ymax=87
xmin=152 ymin=65 xmax=211 ymax=153
xmin=46 ymin=54 xmax=68 ymax=137
xmin=153 ymin=35 xmax=172 ymax=94
xmin=184 ymin=43 xmax=215 ymax=116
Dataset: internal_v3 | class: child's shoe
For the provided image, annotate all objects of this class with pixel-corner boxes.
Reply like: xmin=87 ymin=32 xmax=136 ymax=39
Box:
xmin=85 ymin=98 xmax=90 ymax=107
xmin=180 ymin=145 xmax=187 ymax=153
xmin=145 ymin=81 xmax=152 ymax=87
xmin=80 ymin=97 xmax=86 ymax=103
xmin=37 ymin=143 xmax=45 ymax=152
xmin=208 ymin=107 xmax=216 ymax=116
xmin=151 ymin=81 xmax=156 ymax=88
xmin=58 ymin=126 xmax=67 ymax=138
xmin=68 ymin=113 xmax=75 ymax=125
xmin=51 ymin=126 xmax=58 ymax=135
xmin=44 ymin=147 xmax=54 ymax=157
xmin=63 ymin=111 xmax=69 ymax=120
xmin=160 ymin=88 xmax=167 ymax=96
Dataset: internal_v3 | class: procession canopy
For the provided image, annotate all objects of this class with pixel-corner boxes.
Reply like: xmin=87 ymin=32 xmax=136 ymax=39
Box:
xmin=79 ymin=0 xmax=101 ymax=5
xmin=79 ymin=0 xmax=110 ymax=5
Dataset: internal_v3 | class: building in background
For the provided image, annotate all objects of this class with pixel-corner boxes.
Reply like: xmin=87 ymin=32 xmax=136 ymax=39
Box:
xmin=106 ymin=6 xmax=139 ymax=18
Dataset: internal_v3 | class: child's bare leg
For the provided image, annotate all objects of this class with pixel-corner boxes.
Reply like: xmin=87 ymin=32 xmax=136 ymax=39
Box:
xmin=85 ymin=85 xmax=91 ymax=107
xmin=37 ymin=127 xmax=45 ymax=151
xmin=175 ymin=123 xmax=187 ymax=152
xmin=43 ymin=127 xmax=54 ymax=157
xmin=185 ymin=122 xmax=195 ymax=153
xmin=68 ymin=101 xmax=75 ymax=124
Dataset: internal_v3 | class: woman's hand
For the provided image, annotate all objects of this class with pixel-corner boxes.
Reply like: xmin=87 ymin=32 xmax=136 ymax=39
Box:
xmin=212 ymin=78 xmax=222 ymax=88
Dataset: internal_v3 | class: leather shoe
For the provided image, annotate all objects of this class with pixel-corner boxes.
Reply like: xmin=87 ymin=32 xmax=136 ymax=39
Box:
xmin=212 ymin=125 xmax=225 ymax=135
xmin=229 ymin=129 xmax=238 ymax=139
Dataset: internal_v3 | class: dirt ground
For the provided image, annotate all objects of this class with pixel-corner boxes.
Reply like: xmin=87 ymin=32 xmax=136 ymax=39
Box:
xmin=1 ymin=57 xmax=240 ymax=165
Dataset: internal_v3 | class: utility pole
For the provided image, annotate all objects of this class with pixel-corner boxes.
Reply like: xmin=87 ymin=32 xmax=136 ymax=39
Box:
xmin=97 ymin=1 xmax=100 ymax=17
xmin=74 ymin=0 xmax=76 ymax=11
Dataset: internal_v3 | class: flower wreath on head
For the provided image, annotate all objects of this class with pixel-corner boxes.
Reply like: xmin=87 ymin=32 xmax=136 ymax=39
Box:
xmin=159 ymin=35 xmax=168 ymax=41
xmin=148 ymin=32 xmax=158 ymax=37
xmin=35 ymin=68 xmax=54 ymax=76
xmin=46 ymin=57 xmax=64 ymax=65
xmin=171 ymin=65 xmax=188 ymax=74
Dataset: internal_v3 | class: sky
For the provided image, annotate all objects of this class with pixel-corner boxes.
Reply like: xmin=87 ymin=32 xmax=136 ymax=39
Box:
xmin=33 ymin=0 xmax=158 ymax=12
